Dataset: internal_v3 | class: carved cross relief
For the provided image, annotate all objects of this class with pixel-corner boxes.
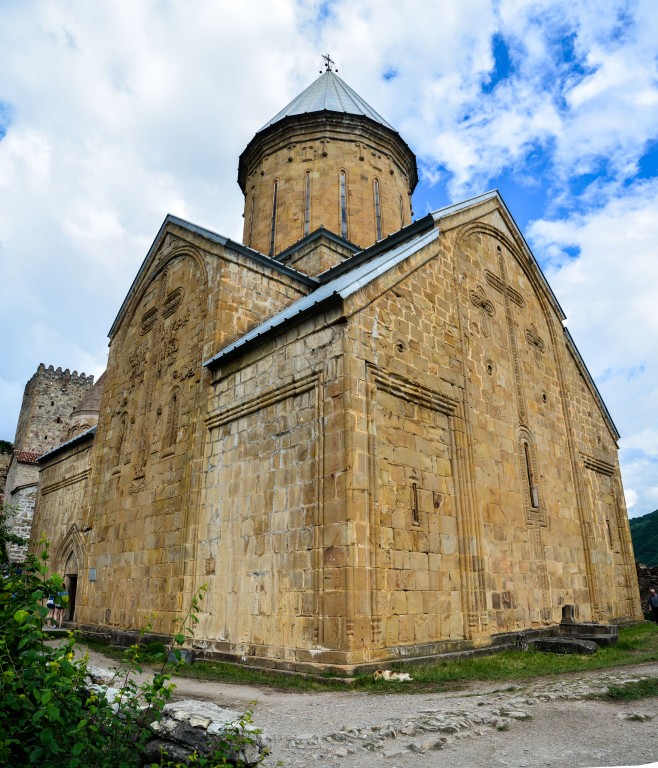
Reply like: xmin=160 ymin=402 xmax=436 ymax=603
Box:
xmin=469 ymin=286 xmax=495 ymax=338
xmin=130 ymin=269 xmax=186 ymax=482
xmin=525 ymin=324 xmax=545 ymax=368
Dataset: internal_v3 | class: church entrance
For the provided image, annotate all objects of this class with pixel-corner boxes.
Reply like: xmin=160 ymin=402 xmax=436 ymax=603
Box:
xmin=66 ymin=574 xmax=78 ymax=621
xmin=64 ymin=552 xmax=79 ymax=622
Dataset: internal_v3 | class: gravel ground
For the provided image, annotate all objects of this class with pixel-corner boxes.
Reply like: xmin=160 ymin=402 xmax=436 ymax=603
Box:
xmin=81 ymin=646 xmax=658 ymax=768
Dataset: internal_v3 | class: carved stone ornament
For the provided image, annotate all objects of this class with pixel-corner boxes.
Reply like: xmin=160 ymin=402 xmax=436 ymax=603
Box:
xmin=525 ymin=324 xmax=546 ymax=367
xmin=469 ymin=286 xmax=495 ymax=338
xmin=162 ymin=286 xmax=185 ymax=318
xmin=129 ymin=343 xmax=147 ymax=384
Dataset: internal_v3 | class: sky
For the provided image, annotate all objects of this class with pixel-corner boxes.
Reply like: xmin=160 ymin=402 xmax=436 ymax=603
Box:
xmin=1 ymin=0 xmax=657 ymax=517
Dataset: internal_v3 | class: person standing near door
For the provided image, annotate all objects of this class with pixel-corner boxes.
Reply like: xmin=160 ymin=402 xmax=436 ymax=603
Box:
xmin=647 ymin=588 xmax=658 ymax=623
xmin=54 ymin=588 xmax=68 ymax=627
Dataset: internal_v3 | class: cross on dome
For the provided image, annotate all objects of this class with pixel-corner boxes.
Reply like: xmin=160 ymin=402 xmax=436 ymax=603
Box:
xmin=321 ymin=53 xmax=336 ymax=72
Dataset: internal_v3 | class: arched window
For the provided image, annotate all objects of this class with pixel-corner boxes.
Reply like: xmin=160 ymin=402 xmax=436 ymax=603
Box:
xmin=522 ymin=441 xmax=539 ymax=508
xmin=304 ymin=171 xmax=311 ymax=237
xmin=248 ymin=193 xmax=255 ymax=247
xmin=164 ymin=387 xmax=180 ymax=449
xmin=373 ymin=178 xmax=382 ymax=241
xmin=269 ymin=180 xmax=279 ymax=256
xmin=516 ymin=426 xmax=545 ymax=526
xmin=113 ymin=413 xmax=127 ymax=469
xmin=339 ymin=171 xmax=348 ymax=240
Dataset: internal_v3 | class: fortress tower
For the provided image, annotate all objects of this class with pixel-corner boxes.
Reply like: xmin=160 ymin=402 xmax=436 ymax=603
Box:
xmin=3 ymin=364 xmax=94 ymax=562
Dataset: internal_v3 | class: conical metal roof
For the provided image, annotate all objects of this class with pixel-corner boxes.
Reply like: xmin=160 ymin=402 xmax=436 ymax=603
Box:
xmin=259 ymin=69 xmax=395 ymax=132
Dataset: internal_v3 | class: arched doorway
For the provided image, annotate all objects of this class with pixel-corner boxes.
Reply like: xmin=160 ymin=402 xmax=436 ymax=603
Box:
xmin=64 ymin=551 xmax=79 ymax=622
xmin=54 ymin=525 xmax=86 ymax=625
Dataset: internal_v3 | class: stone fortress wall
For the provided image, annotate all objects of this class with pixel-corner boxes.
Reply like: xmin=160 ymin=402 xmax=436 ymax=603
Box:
xmin=13 ymin=364 xmax=94 ymax=455
xmin=3 ymin=364 xmax=95 ymax=562
xmin=0 ymin=445 xmax=11 ymax=498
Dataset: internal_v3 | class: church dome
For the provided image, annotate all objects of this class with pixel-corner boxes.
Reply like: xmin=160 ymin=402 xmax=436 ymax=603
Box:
xmin=258 ymin=68 xmax=396 ymax=133
xmin=66 ymin=371 xmax=105 ymax=439
xmin=238 ymin=65 xmax=418 ymax=260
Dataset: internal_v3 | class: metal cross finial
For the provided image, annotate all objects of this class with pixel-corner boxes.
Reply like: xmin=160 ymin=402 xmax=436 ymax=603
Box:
xmin=321 ymin=53 xmax=336 ymax=72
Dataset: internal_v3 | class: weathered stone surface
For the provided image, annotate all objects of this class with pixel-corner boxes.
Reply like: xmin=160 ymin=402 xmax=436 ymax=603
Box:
xmin=530 ymin=637 xmax=598 ymax=654
xmin=144 ymin=700 xmax=269 ymax=767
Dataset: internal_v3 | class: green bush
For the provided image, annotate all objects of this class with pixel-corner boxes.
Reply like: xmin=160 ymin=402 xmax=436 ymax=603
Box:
xmin=0 ymin=542 xmax=265 ymax=767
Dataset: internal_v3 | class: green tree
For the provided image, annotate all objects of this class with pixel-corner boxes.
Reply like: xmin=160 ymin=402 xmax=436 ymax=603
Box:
xmin=0 ymin=542 xmax=265 ymax=767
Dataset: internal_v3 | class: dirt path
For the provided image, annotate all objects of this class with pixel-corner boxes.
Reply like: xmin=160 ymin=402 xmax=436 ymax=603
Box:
xmin=81 ymin=647 xmax=658 ymax=767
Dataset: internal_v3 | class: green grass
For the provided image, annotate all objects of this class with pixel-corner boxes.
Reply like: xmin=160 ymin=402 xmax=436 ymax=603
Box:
xmin=601 ymin=677 xmax=658 ymax=701
xmin=81 ymin=622 xmax=658 ymax=694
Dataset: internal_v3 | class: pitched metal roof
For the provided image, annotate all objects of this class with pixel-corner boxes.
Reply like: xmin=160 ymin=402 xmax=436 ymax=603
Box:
xmin=204 ymin=224 xmax=439 ymax=369
xmin=108 ymin=214 xmax=317 ymax=339
xmin=37 ymin=426 xmax=97 ymax=463
xmin=259 ymin=69 xmax=395 ymax=132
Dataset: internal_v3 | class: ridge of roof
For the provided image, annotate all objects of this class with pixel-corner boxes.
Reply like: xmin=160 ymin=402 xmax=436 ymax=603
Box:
xmin=429 ymin=190 xmax=500 ymax=221
xmin=317 ymin=214 xmax=435 ymax=283
xmin=204 ymin=225 xmax=439 ymax=369
xmin=274 ymin=226 xmax=361 ymax=263
xmin=259 ymin=70 xmax=394 ymax=133
xmin=108 ymin=215 xmax=318 ymax=338
xmin=37 ymin=426 xmax=97 ymax=463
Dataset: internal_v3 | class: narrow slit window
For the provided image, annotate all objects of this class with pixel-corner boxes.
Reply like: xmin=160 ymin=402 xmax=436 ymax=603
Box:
xmin=304 ymin=171 xmax=311 ymax=236
xmin=269 ymin=180 xmax=278 ymax=256
xmin=411 ymin=482 xmax=420 ymax=525
xmin=523 ymin=442 xmax=539 ymax=508
xmin=248 ymin=194 xmax=255 ymax=247
xmin=374 ymin=178 xmax=382 ymax=240
xmin=339 ymin=171 xmax=348 ymax=240
xmin=400 ymin=195 xmax=404 ymax=228
xmin=165 ymin=389 xmax=180 ymax=448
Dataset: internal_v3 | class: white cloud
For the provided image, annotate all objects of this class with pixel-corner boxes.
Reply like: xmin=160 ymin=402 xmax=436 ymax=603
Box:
xmin=625 ymin=488 xmax=638 ymax=511
xmin=0 ymin=0 xmax=657 ymax=520
xmin=530 ymin=178 xmax=658 ymax=515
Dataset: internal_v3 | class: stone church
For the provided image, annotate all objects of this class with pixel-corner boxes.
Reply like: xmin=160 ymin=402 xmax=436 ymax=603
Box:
xmin=25 ymin=64 xmax=641 ymax=671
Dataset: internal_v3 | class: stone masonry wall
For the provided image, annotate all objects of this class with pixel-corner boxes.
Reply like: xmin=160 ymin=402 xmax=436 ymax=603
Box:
xmin=194 ymin=204 xmax=640 ymax=669
xmin=13 ymin=364 xmax=94 ymax=455
xmin=335 ymin=203 xmax=640 ymax=661
xmin=4 ymin=456 xmax=39 ymax=561
xmin=31 ymin=436 xmax=94 ymax=577
xmin=71 ymin=226 xmax=309 ymax=636
xmin=201 ymin=312 xmax=345 ymax=665
xmin=0 ymin=449 xmax=11 ymax=498
xmin=241 ymin=120 xmax=413 ymax=258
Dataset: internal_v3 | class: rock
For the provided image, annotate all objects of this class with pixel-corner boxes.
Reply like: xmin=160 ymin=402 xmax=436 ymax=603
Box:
xmin=146 ymin=699 xmax=270 ymax=767
xmin=383 ymin=747 xmax=406 ymax=758
xmin=507 ymin=710 xmax=531 ymax=720
xmin=618 ymin=712 xmax=654 ymax=721
xmin=189 ymin=717 xmax=212 ymax=729
xmin=529 ymin=637 xmax=598 ymax=655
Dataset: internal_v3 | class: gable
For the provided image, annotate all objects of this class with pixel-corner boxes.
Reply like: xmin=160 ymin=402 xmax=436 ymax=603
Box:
xmin=109 ymin=214 xmax=316 ymax=341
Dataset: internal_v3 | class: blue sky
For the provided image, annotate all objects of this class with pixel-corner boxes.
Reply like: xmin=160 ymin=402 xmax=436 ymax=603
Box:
xmin=1 ymin=0 xmax=658 ymax=517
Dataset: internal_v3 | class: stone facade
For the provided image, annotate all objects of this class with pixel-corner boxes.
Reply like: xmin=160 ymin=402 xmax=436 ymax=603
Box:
xmin=26 ymin=68 xmax=641 ymax=671
xmin=3 ymin=364 xmax=98 ymax=562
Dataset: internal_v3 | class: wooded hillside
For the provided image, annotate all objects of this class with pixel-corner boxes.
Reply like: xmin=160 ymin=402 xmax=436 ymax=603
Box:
xmin=630 ymin=509 xmax=658 ymax=566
